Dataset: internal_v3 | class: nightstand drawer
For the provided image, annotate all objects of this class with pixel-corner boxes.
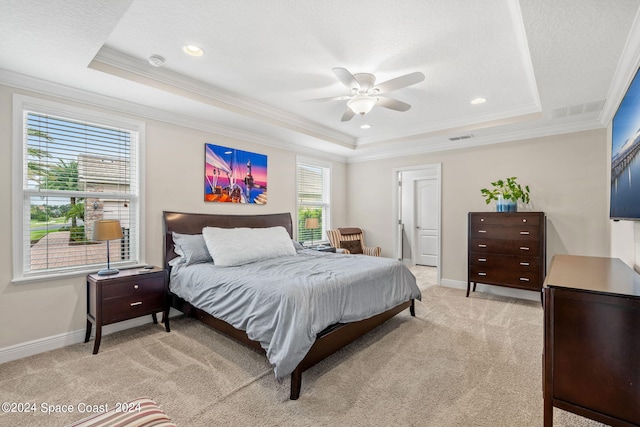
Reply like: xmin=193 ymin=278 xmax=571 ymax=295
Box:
xmin=102 ymin=292 xmax=165 ymax=324
xmin=102 ymin=275 xmax=164 ymax=299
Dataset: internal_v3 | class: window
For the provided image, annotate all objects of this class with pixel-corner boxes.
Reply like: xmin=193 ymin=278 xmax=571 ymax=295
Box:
xmin=296 ymin=158 xmax=330 ymax=245
xmin=13 ymin=95 xmax=143 ymax=281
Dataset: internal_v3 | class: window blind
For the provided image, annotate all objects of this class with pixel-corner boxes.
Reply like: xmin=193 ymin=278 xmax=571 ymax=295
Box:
xmin=297 ymin=161 xmax=330 ymax=244
xmin=21 ymin=111 xmax=139 ymax=276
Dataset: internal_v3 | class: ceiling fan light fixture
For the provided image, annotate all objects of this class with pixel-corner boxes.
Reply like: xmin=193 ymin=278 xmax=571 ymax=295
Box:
xmin=347 ymin=95 xmax=377 ymax=116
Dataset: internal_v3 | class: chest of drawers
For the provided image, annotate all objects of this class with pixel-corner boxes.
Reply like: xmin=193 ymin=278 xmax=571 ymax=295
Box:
xmin=467 ymin=212 xmax=546 ymax=296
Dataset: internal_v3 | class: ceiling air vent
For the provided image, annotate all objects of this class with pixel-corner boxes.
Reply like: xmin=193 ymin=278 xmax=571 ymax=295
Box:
xmin=448 ymin=134 xmax=474 ymax=141
xmin=551 ymin=100 xmax=605 ymax=119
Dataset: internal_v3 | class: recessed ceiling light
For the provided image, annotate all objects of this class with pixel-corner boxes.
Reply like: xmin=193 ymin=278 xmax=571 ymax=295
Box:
xmin=183 ymin=45 xmax=204 ymax=57
xmin=360 ymin=124 xmax=372 ymax=129
xmin=147 ymin=55 xmax=165 ymax=67
xmin=471 ymin=97 xmax=487 ymax=105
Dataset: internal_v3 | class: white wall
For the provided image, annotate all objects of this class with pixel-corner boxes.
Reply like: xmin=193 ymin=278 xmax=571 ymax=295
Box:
xmin=0 ymin=83 xmax=347 ymax=351
xmin=346 ymin=129 xmax=611 ymax=286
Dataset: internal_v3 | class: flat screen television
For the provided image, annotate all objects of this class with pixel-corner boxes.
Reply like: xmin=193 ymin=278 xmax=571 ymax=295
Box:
xmin=610 ymin=67 xmax=640 ymax=220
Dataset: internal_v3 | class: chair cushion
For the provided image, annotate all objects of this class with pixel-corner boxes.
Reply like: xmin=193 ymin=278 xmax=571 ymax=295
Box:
xmin=338 ymin=227 xmax=362 ymax=235
xmin=340 ymin=239 xmax=363 ymax=254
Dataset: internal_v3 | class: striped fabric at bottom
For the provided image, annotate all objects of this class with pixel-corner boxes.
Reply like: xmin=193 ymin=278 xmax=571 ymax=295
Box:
xmin=67 ymin=397 xmax=176 ymax=427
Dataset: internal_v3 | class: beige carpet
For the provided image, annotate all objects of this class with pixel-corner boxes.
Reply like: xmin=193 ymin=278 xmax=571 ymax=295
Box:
xmin=0 ymin=267 xmax=606 ymax=426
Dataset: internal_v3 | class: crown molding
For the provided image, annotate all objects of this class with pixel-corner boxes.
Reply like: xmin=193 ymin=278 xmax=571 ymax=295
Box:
xmin=355 ymin=105 xmax=542 ymax=146
xmin=347 ymin=118 xmax=605 ymax=163
xmin=601 ymin=6 xmax=640 ymax=125
xmin=90 ymin=47 xmax=356 ymax=149
xmin=508 ymin=0 xmax=541 ymax=111
xmin=0 ymin=68 xmax=349 ymax=163
xmin=0 ymin=68 xmax=607 ymax=166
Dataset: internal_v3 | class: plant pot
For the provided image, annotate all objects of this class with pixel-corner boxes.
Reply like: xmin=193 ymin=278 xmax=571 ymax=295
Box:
xmin=496 ymin=196 xmax=517 ymax=212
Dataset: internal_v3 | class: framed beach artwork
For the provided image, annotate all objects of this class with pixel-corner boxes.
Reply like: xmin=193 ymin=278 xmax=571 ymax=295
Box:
xmin=204 ymin=143 xmax=267 ymax=204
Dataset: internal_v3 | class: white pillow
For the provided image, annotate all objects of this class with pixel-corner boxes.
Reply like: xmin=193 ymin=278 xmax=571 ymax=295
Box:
xmin=202 ymin=226 xmax=296 ymax=266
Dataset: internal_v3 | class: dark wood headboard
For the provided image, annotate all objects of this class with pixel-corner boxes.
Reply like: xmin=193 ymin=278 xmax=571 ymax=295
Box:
xmin=162 ymin=211 xmax=294 ymax=270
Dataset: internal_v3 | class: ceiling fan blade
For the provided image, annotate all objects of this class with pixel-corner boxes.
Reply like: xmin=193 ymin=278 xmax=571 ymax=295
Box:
xmin=377 ymin=97 xmax=411 ymax=112
xmin=373 ymin=72 xmax=425 ymax=94
xmin=341 ymin=108 xmax=355 ymax=122
xmin=332 ymin=67 xmax=360 ymax=91
xmin=303 ymin=95 xmax=351 ymax=103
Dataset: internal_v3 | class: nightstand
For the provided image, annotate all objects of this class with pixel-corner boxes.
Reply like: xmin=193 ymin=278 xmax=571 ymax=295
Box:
xmin=85 ymin=267 xmax=170 ymax=354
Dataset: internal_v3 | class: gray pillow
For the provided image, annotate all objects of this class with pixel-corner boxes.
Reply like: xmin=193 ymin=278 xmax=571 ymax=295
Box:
xmin=172 ymin=232 xmax=213 ymax=265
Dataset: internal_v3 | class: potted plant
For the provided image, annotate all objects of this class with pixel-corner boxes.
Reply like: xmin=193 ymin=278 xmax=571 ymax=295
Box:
xmin=480 ymin=177 xmax=530 ymax=212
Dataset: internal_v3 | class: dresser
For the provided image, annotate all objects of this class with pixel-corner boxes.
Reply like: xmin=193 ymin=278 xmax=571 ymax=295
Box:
xmin=543 ymin=255 xmax=640 ymax=426
xmin=467 ymin=212 xmax=546 ymax=296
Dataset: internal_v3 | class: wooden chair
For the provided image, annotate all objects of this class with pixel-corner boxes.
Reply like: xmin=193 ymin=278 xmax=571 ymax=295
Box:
xmin=326 ymin=228 xmax=381 ymax=256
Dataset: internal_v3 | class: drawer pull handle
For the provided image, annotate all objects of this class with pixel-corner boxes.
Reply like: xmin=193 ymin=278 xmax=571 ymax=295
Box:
xmin=480 ymin=218 xmax=484 ymax=222
xmin=519 ymin=247 xmax=530 ymax=251
xmin=522 ymin=219 xmax=527 ymax=223
xmin=478 ymin=244 xmax=487 ymax=248
xmin=520 ymin=262 xmax=530 ymax=266
xmin=134 ymin=284 xmax=139 ymax=290
xmin=520 ymin=231 xmax=530 ymax=235
xmin=478 ymin=230 xmax=486 ymax=233
xmin=130 ymin=301 xmax=143 ymax=307
xmin=519 ymin=278 xmax=530 ymax=282
xmin=478 ymin=258 xmax=487 ymax=262
xmin=478 ymin=272 xmax=487 ymax=276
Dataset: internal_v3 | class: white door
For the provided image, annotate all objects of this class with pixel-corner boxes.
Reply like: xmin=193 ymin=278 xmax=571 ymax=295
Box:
xmin=415 ymin=179 xmax=439 ymax=266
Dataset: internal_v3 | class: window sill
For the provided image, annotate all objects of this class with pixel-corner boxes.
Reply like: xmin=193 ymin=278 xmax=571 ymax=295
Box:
xmin=12 ymin=263 xmax=144 ymax=284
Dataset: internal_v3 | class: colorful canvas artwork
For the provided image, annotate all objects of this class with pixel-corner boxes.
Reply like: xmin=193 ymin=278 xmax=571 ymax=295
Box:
xmin=204 ymin=143 xmax=267 ymax=204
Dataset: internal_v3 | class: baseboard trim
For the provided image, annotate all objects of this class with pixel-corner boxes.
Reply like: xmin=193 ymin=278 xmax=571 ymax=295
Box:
xmin=440 ymin=278 xmax=540 ymax=302
xmin=0 ymin=313 xmax=173 ymax=364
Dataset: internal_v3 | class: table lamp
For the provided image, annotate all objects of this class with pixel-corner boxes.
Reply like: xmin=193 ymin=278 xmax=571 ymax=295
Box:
xmin=305 ymin=217 xmax=319 ymax=248
xmin=93 ymin=219 xmax=123 ymax=275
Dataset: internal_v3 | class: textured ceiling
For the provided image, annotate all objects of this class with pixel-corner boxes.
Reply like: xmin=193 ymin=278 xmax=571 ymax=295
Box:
xmin=1 ymin=0 xmax=640 ymax=161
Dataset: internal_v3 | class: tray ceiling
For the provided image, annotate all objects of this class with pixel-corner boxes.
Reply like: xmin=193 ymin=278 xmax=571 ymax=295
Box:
xmin=1 ymin=0 xmax=639 ymax=161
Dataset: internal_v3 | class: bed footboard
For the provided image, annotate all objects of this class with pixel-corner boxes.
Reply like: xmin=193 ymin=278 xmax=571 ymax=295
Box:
xmin=289 ymin=299 xmax=413 ymax=400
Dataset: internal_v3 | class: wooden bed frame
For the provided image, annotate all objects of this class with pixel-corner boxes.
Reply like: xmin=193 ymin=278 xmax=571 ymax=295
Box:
xmin=163 ymin=211 xmax=415 ymax=400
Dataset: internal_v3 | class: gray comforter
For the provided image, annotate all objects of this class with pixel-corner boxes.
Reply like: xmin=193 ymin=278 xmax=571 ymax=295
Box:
xmin=169 ymin=249 xmax=421 ymax=379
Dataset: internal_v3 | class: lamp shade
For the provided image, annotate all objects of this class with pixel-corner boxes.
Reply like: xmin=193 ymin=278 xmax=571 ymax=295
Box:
xmin=305 ymin=217 xmax=319 ymax=229
xmin=347 ymin=94 xmax=377 ymax=116
xmin=93 ymin=219 xmax=123 ymax=241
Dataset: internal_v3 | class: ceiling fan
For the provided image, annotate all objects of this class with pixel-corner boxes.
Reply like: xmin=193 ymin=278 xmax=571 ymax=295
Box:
xmin=307 ymin=67 xmax=425 ymax=122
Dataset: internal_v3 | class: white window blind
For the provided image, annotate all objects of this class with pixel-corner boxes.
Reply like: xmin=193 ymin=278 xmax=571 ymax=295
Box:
xmin=17 ymin=106 xmax=140 ymax=279
xmin=297 ymin=159 xmax=330 ymax=244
